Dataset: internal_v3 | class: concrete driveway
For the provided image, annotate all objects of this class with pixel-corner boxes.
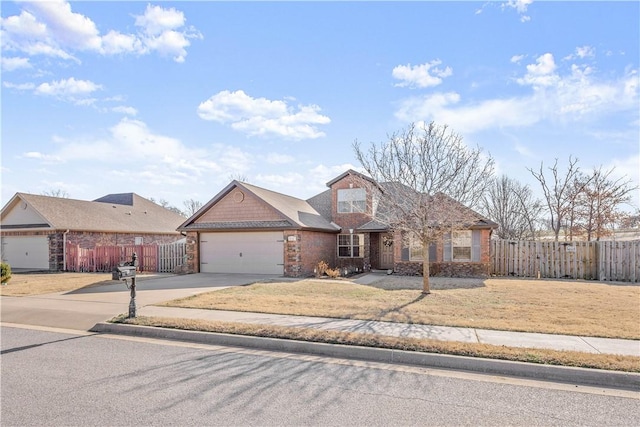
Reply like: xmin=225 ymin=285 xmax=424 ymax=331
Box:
xmin=0 ymin=273 xmax=278 ymax=331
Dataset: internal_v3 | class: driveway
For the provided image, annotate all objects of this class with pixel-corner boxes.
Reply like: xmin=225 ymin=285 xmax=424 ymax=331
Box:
xmin=0 ymin=273 xmax=278 ymax=331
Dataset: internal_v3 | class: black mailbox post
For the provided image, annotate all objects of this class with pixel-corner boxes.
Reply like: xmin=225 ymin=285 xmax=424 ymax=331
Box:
xmin=112 ymin=253 xmax=138 ymax=318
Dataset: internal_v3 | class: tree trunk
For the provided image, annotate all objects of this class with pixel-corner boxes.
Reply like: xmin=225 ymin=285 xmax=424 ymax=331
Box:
xmin=422 ymin=241 xmax=431 ymax=294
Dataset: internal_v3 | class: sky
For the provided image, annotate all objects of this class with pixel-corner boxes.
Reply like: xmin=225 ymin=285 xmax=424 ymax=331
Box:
xmin=1 ymin=0 xmax=639 ymax=214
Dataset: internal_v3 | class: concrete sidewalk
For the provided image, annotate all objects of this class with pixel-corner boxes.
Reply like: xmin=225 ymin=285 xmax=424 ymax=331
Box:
xmin=137 ymin=305 xmax=640 ymax=357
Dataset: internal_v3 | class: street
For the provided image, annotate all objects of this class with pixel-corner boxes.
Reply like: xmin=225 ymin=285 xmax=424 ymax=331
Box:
xmin=1 ymin=326 xmax=638 ymax=426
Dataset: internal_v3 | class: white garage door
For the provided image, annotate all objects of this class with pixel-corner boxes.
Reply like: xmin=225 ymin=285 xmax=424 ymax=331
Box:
xmin=1 ymin=236 xmax=49 ymax=269
xmin=200 ymin=231 xmax=284 ymax=275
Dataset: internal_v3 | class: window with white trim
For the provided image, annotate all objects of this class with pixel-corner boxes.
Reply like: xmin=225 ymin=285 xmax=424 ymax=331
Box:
xmin=452 ymin=230 xmax=472 ymax=261
xmin=409 ymin=236 xmax=424 ymax=261
xmin=337 ymin=188 xmax=366 ymax=213
xmin=338 ymin=234 xmax=364 ymax=258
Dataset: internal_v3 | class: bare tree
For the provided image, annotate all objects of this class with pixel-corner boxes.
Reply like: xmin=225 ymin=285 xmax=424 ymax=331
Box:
xmin=228 ymin=173 xmax=249 ymax=182
xmin=42 ymin=189 xmax=69 ymax=198
xmin=149 ymin=197 xmax=185 ymax=217
xmin=183 ymin=198 xmax=203 ymax=218
xmin=528 ymin=157 xmax=592 ymax=241
xmin=354 ymin=122 xmax=494 ymax=294
xmin=574 ymin=166 xmax=637 ymax=241
xmin=481 ymin=175 xmax=543 ymax=240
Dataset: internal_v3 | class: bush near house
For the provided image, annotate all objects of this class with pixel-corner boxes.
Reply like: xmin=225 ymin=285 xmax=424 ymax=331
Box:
xmin=1 ymin=262 xmax=12 ymax=284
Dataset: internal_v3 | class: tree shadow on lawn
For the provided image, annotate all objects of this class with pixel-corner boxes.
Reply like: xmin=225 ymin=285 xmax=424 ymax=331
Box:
xmin=365 ymin=275 xmax=486 ymax=291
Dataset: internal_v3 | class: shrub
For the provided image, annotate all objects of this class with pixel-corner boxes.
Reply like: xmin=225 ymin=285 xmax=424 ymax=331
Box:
xmin=1 ymin=262 xmax=12 ymax=284
xmin=325 ymin=268 xmax=341 ymax=278
xmin=315 ymin=260 xmax=329 ymax=277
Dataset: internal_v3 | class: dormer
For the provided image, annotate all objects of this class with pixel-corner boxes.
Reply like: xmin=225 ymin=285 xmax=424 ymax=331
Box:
xmin=326 ymin=169 xmax=381 ymax=229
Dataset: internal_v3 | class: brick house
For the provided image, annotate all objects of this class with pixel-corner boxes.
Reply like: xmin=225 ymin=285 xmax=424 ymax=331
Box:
xmin=1 ymin=193 xmax=185 ymax=271
xmin=178 ymin=170 xmax=497 ymax=277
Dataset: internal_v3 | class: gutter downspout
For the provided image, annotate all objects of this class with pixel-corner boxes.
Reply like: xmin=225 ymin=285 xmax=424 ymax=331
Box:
xmin=63 ymin=229 xmax=70 ymax=271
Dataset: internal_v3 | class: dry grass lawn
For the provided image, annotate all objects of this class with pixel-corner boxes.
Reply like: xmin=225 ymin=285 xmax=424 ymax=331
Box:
xmin=0 ymin=273 xmax=114 ymax=296
xmin=162 ymin=276 xmax=640 ymax=339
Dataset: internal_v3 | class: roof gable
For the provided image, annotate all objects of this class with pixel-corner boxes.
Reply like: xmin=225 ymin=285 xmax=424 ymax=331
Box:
xmin=1 ymin=192 xmax=184 ymax=233
xmin=179 ymin=181 xmax=339 ymax=232
xmin=325 ymin=169 xmax=379 ymax=189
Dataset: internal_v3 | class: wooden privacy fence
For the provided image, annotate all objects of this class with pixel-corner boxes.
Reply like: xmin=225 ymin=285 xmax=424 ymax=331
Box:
xmin=491 ymin=239 xmax=640 ymax=282
xmin=66 ymin=241 xmax=186 ymax=273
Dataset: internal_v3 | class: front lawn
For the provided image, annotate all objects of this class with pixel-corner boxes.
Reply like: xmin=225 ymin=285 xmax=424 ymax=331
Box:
xmin=161 ymin=276 xmax=640 ymax=340
xmin=0 ymin=273 xmax=114 ymax=296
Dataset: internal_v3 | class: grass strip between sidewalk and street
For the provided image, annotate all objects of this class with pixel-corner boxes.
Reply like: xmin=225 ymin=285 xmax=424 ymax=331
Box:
xmin=113 ymin=315 xmax=640 ymax=373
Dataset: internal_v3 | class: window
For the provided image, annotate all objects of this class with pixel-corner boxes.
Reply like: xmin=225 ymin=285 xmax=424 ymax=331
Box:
xmin=338 ymin=234 xmax=364 ymax=258
xmin=452 ymin=230 xmax=472 ymax=261
xmin=337 ymin=188 xmax=366 ymax=213
xmin=409 ymin=236 xmax=424 ymax=261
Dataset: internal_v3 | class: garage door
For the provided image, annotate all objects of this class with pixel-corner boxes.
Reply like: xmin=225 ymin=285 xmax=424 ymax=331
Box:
xmin=1 ymin=236 xmax=49 ymax=270
xmin=200 ymin=231 xmax=284 ymax=275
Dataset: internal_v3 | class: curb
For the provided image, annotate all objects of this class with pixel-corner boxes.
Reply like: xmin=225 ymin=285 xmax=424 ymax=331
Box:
xmin=90 ymin=322 xmax=640 ymax=391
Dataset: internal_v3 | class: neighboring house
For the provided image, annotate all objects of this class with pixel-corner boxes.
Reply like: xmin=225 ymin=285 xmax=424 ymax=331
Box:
xmin=178 ymin=170 xmax=497 ymax=277
xmin=0 ymin=193 xmax=185 ymax=271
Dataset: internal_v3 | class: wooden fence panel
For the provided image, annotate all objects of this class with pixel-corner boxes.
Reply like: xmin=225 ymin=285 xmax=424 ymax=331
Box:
xmin=491 ymin=239 xmax=635 ymax=282
xmin=157 ymin=241 xmax=186 ymax=273
xmin=65 ymin=243 xmax=183 ymax=273
xmin=598 ymin=240 xmax=640 ymax=282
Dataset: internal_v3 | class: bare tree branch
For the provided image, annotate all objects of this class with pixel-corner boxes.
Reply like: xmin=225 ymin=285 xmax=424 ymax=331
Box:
xmin=354 ymin=122 xmax=494 ymax=293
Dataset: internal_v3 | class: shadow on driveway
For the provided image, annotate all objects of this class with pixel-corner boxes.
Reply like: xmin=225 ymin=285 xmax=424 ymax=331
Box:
xmin=64 ymin=273 xmax=282 ymax=295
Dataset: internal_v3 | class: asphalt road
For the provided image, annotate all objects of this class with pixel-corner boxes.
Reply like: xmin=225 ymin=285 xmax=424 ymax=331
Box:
xmin=2 ymin=326 xmax=638 ymax=426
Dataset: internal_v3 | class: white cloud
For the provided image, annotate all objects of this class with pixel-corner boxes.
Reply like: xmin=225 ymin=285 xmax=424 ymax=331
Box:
xmin=1 ymin=56 xmax=31 ymax=71
xmin=516 ymin=53 xmax=558 ymax=87
xmin=197 ymin=90 xmax=331 ymax=140
xmin=35 ymin=77 xmax=102 ymax=97
xmin=0 ymin=1 xmax=200 ymax=63
xmin=24 ymin=0 xmax=102 ymax=51
xmin=395 ymin=53 xmax=639 ymax=135
xmin=22 ymin=151 xmax=62 ymax=163
xmin=510 ymin=54 xmax=525 ymax=64
xmin=392 ymin=60 xmax=453 ymax=88
xmin=101 ymin=30 xmax=143 ymax=55
xmin=21 ymin=118 xmax=252 ymax=190
xmin=3 ymin=81 xmax=36 ymax=90
xmin=503 ymin=0 xmax=533 ymax=22
xmin=112 ymin=106 xmax=138 ymax=116
xmin=135 ymin=4 xmax=185 ymax=36
xmin=565 ymin=45 xmax=596 ymax=61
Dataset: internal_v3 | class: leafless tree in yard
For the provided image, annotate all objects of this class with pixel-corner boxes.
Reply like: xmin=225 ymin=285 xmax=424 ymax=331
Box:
xmin=528 ymin=156 xmax=592 ymax=241
xmin=183 ymin=198 xmax=203 ymax=217
xmin=354 ymin=122 xmax=494 ymax=294
xmin=42 ymin=189 xmax=69 ymax=198
xmin=481 ymin=175 xmax=543 ymax=240
xmin=149 ymin=197 xmax=185 ymax=216
xmin=574 ymin=166 xmax=637 ymax=241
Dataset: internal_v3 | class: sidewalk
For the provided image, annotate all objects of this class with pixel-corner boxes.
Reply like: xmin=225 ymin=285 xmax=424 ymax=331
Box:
xmin=137 ymin=305 xmax=640 ymax=357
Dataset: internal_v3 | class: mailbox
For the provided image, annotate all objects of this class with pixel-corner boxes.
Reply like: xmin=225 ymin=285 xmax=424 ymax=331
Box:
xmin=112 ymin=265 xmax=136 ymax=280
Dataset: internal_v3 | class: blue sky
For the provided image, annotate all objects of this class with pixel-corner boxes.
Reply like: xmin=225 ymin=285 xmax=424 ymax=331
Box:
xmin=2 ymin=0 xmax=639 ymax=212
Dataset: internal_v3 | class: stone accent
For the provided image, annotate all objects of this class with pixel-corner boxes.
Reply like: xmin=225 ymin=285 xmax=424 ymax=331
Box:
xmin=184 ymin=231 xmax=199 ymax=273
xmin=394 ymin=261 xmax=490 ymax=277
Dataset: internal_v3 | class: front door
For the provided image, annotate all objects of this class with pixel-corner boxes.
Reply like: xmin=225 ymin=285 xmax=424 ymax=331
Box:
xmin=380 ymin=234 xmax=394 ymax=269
